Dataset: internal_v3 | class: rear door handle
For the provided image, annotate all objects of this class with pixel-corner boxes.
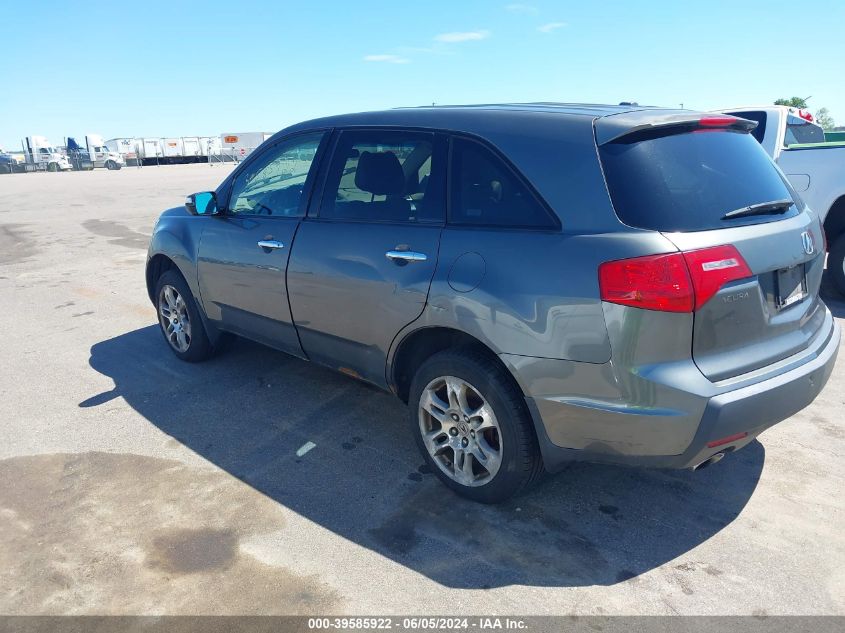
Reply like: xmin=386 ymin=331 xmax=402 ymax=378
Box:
xmin=386 ymin=250 xmax=427 ymax=263
xmin=257 ymin=240 xmax=285 ymax=250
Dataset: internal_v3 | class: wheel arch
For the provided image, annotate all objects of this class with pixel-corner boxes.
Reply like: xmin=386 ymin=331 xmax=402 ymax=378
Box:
xmin=146 ymin=252 xmax=222 ymax=345
xmin=145 ymin=253 xmax=179 ymax=304
xmin=389 ymin=326 xmax=523 ymax=404
xmin=823 ymin=195 xmax=845 ymax=247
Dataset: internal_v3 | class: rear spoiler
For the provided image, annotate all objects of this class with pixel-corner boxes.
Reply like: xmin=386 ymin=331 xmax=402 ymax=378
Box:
xmin=595 ymin=110 xmax=757 ymax=145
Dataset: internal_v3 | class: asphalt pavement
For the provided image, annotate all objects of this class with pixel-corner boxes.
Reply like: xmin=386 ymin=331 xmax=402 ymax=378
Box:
xmin=1 ymin=165 xmax=843 ymax=615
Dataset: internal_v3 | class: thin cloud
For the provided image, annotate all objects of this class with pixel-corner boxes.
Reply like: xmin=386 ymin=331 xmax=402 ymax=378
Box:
xmin=363 ymin=54 xmax=410 ymax=64
xmin=396 ymin=45 xmax=440 ymax=54
xmin=505 ymin=3 xmax=538 ymax=14
xmin=434 ymin=30 xmax=491 ymax=43
xmin=537 ymin=22 xmax=567 ymax=33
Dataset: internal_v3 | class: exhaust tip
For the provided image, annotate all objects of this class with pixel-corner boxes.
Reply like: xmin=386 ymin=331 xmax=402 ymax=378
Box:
xmin=693 ymin=452 xmax=725 ymax=472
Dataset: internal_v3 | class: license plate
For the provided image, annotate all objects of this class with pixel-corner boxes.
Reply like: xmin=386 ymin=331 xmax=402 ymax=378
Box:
xmin=776 ymin=264 xmax=807 ymax=309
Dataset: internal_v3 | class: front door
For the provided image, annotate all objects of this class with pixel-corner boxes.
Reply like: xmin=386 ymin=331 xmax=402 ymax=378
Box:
xmin=197 ymin=131 xmax=327 ymax=356
xmin=287 ymin=129 xmax=446 ymax=385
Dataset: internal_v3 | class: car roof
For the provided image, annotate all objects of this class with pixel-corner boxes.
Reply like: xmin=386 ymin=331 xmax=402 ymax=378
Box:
xmin=280 ymin=102 xmax=667 ymax=136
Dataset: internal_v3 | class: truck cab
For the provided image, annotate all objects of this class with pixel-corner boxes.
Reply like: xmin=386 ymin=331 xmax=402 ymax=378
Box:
xmin=720 ymin=106 xmax=845 ymax=296
xmin=24 ymin=136 xmax=71 ymax=172
xmin=67 ymin=134 xmax=125 ymax=170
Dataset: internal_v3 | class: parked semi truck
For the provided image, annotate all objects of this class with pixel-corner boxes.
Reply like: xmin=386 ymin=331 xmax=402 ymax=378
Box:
xmin=720 ymin=105 xmax=845 ymax=295
xmin=21 ymin=136 xmax=72 ymax=172
xmin=0 ymin=150 xmax=22 ymax=174
xmin=66 ymin=134 xmax=125 ymax=170
xmin=105 ymin=138 xmax=140 ymax=165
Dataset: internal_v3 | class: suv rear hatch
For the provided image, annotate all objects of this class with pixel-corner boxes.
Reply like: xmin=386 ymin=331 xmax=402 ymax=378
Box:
xmin=596 ymin=112 xmax=827 ymax=382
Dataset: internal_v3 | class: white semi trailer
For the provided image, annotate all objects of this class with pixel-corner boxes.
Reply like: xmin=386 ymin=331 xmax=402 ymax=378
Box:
xmin=220 ymin=132 xmax=273 ymax=161
xmin=103 ymin=133 xmax=267 ymax=166
xmin=181 ymin=137 xmax=202 ymax=161
xmin=138 ymin=138 xmax=164 ymax=164
xmin=162 ymin=138 xmax=183 ymax=161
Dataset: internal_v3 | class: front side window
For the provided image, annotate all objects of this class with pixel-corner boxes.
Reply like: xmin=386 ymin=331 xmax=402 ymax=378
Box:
xmin=320 ymin=130 xmax=442 ymax=223
xmin=449 ymin=137 xmax=555 ymax=229
xmin=227 ymin=132 xmax=325 ymax=216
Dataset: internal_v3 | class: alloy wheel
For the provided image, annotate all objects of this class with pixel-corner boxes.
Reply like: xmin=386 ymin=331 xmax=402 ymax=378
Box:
xmin=158 ymin=284 xmax=192 ymax=353
xmin=418 ymin=375 xmax=503 ymax=487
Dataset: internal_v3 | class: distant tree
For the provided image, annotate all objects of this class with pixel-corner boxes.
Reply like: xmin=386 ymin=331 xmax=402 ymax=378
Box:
xmin=774 ymin=97 xmax=809 ymax=108
xmin=815 ymin=107 xmax=836 ymax=131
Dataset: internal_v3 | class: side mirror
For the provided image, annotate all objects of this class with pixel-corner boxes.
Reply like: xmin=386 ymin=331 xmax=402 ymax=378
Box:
xmin=185 ymin=191 xmax=218 ymax=215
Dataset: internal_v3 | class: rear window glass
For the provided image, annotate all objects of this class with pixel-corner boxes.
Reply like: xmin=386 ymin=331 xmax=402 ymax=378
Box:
xmin=784 ymin=115 xmax=825 ymax=146
xmin=599 ymin=130 xmax=797 ymax=232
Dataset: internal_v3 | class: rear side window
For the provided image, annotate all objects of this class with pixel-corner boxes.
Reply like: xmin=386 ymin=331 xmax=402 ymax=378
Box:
xmin=319 ymin=130 xmax=443 ymax=223
xmin=449 ymin=137 xmax=555 ymax=229
xmin=599 ymin=130 xmax=798 ymax=232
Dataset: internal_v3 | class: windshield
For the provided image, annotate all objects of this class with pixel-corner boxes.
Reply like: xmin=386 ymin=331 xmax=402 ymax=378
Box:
xmin=599 ymin=129 xmax=798 ymax=232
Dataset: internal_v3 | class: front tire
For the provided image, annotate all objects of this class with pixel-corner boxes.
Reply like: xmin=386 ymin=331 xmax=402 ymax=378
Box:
xmin=47 ymin=162 xmax=58 ymax=172
xmin=106 ymin=160 xmax=120 ymax=170
xmin=154 ymin=269 xmax=213 ymax=362
xmin=409 ymin=348 xmax=543 ymax=503
xmin=829 ymin=233 xmax=845 ymax=297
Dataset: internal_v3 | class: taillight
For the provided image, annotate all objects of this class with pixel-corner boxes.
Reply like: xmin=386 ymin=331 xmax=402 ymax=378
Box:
xmin=599 ymin=245 xmax=752 ymax=313
xmin=682 ymin=245 xmax=752 ymax=310
xmin=797 ymin=109 xmax=814 ymax=122
xmin=599 ymin=253 xmax=694 ymax=313
xmin=698 ymin=115 xmax=737 ymax=127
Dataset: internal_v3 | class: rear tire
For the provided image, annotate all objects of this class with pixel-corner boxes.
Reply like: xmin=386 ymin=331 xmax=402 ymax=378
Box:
xmin=829 ymin=233 xmax=845 ymax=297
xmin=154 ymin=269 xmax=214 ymax=362
xmin=408 ymin=348 xmax=543 ymax=503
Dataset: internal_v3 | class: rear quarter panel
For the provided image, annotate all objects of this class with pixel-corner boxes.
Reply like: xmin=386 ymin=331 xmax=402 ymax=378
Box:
xmin=392 ymin=229 xmax=679 ymax=364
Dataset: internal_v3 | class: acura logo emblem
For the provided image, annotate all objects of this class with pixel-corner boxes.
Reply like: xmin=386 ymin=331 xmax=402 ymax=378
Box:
xmin=801 ymin=231 xmax=815 ymax=256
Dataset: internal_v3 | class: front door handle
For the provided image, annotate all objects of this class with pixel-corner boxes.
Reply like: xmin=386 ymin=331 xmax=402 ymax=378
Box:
xmin=386 ymin=250 xmax=427 ymax=263
xmin=257 ymin=240 xmax=285 ymax=250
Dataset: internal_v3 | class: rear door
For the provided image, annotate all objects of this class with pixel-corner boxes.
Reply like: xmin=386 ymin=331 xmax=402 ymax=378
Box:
xmin=197 ymin=131 xmax=327 ymax=356
xmin=287 ymin=129 xmax=446 ymax=386
xmin=598 ymin=120 xmax=827 ymax=381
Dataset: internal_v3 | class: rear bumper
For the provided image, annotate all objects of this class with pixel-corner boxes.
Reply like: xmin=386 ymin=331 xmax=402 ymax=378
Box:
xmin=507 ymin=313 xmax=840 ymax=472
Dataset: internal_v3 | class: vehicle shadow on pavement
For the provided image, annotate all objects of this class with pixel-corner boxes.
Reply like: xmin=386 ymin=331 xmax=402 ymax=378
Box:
xmin=83 ymin=325 xmax=764 ymax=589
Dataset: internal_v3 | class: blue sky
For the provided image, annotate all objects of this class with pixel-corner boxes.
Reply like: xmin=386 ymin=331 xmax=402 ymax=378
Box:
xmin=1 ymin=0 xmax=842 ymax=149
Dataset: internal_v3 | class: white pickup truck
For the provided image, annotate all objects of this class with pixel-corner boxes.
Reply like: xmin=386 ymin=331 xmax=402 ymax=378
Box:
xmin=719 ymin=106 xmax=845 ymax=294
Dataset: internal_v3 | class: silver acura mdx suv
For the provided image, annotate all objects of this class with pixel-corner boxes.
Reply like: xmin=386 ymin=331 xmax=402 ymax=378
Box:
xmin=146 ymin=104 xmax=840 ymax=503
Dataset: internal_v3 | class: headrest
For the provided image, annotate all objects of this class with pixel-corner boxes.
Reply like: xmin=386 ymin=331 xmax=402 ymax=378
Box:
xmin=354 ymin=151 xmax=404 ymax=196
